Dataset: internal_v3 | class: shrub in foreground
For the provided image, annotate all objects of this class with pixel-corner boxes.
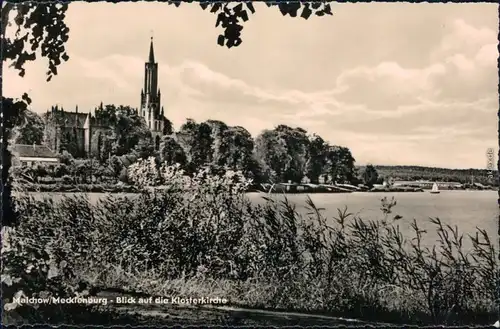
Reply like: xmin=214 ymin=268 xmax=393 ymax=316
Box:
xmin=2 ymin=158 xmax=498 ymax=325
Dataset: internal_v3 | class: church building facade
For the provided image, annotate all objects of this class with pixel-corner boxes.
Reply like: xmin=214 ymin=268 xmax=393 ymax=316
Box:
xmin=44 ymin=38 xmax=166 ymax=157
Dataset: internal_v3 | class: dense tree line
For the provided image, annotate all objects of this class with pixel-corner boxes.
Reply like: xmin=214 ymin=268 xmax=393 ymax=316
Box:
xmin=14 ymin=106 xmax=360 ymax=185
xmin=15 ymin=108 xmax=498 ymax=188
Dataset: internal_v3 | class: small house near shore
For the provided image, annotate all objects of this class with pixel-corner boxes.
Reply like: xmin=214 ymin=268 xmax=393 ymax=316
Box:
xmin=12 ymin=144 xmax=60 ymax=167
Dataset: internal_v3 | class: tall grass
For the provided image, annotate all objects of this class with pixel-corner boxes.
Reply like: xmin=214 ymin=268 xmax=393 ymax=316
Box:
xmin=2 ymin=158 xmax=498 ymax=325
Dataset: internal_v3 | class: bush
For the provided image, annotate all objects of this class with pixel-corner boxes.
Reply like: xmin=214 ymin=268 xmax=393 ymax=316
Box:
xmin=118 ymin=168 xmax=128 ymax=184
xmin=1 ymin=196 xmax=94 ymax=315
xmin=62 ymin=175 xmax=73 ymax=184
xmin=3 ymin=158 xmax=498 ymax=325
xmin=58 ymin=151 xmax=74 ymax=166
xmin=53 ymin=164 xmax=69 ymax=178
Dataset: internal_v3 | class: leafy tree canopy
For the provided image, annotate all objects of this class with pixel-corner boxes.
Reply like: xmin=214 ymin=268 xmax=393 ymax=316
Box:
xmin=12 ymin=109 xmax=44 ymax=145
xmin=362 ymin=164 xmax=379 ymax=188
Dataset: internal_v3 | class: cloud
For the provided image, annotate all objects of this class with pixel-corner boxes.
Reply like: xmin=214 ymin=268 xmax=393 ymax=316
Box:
xmin=433 ymin=19 xmax=497 ymax=60
xmin=335 ymin=62 xmax=446 ymax=110
xmin=78 ymin=57 xmax=135 ymax=90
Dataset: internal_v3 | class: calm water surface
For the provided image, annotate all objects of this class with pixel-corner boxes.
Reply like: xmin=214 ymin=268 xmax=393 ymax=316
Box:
xmin=247 ymin=190 xmax=498 ymax=248
xmin=27 ymin=190 xmax=497 ymax=249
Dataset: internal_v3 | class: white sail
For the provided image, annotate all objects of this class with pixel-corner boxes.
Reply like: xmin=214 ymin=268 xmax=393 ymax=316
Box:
xmin=431 ymin=183 xmax=439 ymax=193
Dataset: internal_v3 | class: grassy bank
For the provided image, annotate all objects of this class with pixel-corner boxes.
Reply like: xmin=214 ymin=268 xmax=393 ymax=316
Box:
xmin=2 ymin=159 xmax=498 ymax=326
xmin=18 ymin=182 xmax=140 ymax=193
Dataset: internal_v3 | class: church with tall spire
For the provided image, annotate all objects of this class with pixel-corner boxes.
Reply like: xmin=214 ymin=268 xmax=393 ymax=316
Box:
xmin=43 ymin=37 xmax=167 ymax=158
xmin=140 ymin=37 xmax=164 ymax=148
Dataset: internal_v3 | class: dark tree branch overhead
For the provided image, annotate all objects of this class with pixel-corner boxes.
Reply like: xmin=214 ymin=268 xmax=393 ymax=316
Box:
xmin=2 ymin=2 xmax=70 ymax=81
xmin=3 ymin=1 xmax=334 ymax=79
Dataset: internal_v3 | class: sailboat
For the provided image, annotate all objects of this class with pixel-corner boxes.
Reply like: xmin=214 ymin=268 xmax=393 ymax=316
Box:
xmin=430 ymin=182 xmax=440 ymax=194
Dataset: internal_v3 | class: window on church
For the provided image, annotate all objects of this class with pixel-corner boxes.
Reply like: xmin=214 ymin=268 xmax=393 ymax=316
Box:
xmin=155 ymin=135 xmax=160 ymax=150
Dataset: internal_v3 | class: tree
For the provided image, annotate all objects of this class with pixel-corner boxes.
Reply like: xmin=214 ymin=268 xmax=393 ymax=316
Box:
xmin=59 ymin=127 xmax=80 ymax=156
xmin=177 ymin=120 xmax=215 ymax=171
xmin=114 ymin=106 xmax=153 ymax=155
xmin=162 ymin=117 xmax=174 ymax=135
xmin=219 ymin=126 xmax=256 ymax=176
xmin=159 ymin=136 xmax=187 ymax=166
xmin=254 ymin=125 xmax=310 ymax=183
xmin=3 ymin=98 xmax=29 ymax=225
xmin=92 ymin=104 xmax=155 ymax=158
xmin=94 ymin=103 xmax=117 ymax=126
xmin=305 ymin=134 xmax=328 ymax=184
xmin=2 ymin=2 xmax=70 ymax=226
xmin=275 ymin=125 xmax=310 ymax=183
xmin=2 ymin=1 xmax=333 ymax=227
xmin=178 ymin=2 xmax=333 ymax=49
xmin=134 ymin=137 xmax=155 ymax=160
xmin=190 ymin=122 xmax=214 ymax=169
xmin=362 ymin=164 xmax=379 ymax=188
xmin=108 ymin=155 xmax=124 ymax=178
xmin=99 ymin=130 xmax=117 ymax=162
xmin=205 ymin=120 xmax=229 ymax=166
xmin=324 ymin=146 xmax=357 ymax=184
xmin=176 ymin=118 xmax=198 ymax=161
xmin=253 ymin=129 xmax=290 ymax=183
xmin=12 ymin=110 xmax=45 ymax=145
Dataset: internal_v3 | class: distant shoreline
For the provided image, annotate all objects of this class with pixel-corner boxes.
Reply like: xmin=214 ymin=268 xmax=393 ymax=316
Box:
xmin=17 ymin=182 xmax=496 ymax=194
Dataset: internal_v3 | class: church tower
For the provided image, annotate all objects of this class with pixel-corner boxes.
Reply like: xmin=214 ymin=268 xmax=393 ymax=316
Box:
xmin=140 ymin=37 xmax=164 ymax=149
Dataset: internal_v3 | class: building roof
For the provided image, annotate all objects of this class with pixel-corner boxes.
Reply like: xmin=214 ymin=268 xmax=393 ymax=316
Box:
xmin=46 ymin=109 xmax=89 ymax=128
xmin=149 ymin=36 xmax=155 ymax=63
xmin=13 ymin=144 xmax=59 ymax=159
xmin=61 ymin=112 xmax=89 ymax=128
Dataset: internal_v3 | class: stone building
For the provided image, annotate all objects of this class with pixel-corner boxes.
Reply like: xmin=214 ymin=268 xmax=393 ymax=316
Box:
xmin=44 ymin=37 xmax=166 ymax=158
xmin=43 ymin=105 xmax=91 ymax=158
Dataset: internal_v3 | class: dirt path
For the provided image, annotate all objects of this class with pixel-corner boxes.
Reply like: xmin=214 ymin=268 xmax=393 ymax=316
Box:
xmin=95 ymin=289 xmax=381 ymax=326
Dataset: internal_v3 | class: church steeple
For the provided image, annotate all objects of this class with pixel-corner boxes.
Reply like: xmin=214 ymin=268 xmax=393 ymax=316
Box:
xmin=140 ymin=36 xmax=163 ymax=145
xmin=148 ymin=37 xmax=155 ymax=63
xmin=143 ymin=37 xmax=158 ymax=98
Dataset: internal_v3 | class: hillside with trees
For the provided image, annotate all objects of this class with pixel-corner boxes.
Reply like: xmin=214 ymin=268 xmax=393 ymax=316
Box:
xmin=361 ymin=165 xmax=498 ymax=186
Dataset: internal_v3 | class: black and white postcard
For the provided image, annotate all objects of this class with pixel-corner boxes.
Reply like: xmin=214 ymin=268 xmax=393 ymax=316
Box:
xmin=1 ymin=1 xmax=498 ymax=327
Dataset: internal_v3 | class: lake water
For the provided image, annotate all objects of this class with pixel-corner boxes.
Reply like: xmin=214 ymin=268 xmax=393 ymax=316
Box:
xmin=25 ymin=190 xmax=498 ymax=249
xmin=247 ymin=191 xmax=498 ymax=249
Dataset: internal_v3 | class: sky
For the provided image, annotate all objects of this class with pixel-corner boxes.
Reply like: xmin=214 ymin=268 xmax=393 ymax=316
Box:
xmin=4 ymin=2 xmax=499 ymax=169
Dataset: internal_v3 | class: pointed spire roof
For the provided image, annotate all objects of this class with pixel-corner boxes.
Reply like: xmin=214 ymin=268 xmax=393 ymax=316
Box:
xmin=83 ymin=113 xmax=90 ymax=129
xmin=148 ymin=36 xmax=155 ymax=63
